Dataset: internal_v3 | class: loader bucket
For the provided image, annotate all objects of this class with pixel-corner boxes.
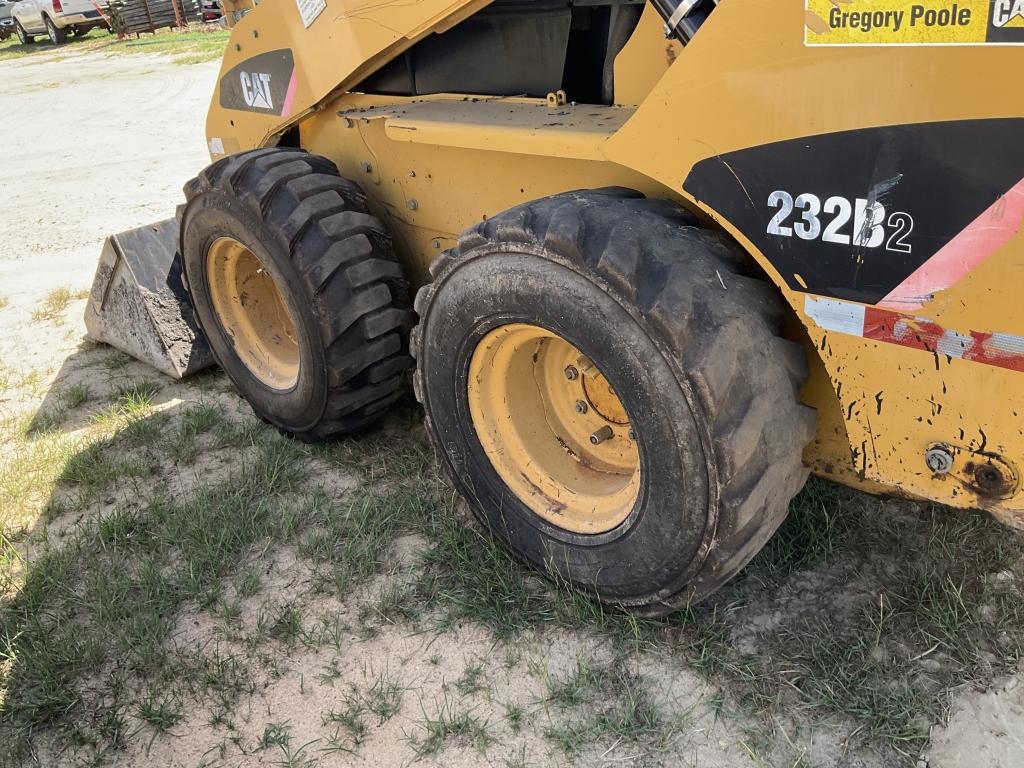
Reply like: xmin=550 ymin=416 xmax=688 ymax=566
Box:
xmin=84 ymin=218 xmax=214 ymax=379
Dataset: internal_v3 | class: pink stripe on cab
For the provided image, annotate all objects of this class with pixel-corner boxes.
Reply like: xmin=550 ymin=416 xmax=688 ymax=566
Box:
xmin=879 ymin=177 xmax=1024 ymax=311
xmin=281 ymin=71 xmax=299 ymax=117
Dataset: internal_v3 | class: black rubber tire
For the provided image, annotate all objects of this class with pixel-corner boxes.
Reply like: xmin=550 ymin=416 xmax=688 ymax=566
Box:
xmin=15 ymin=21 xmax=33 ymax=44
xmin=412 ymin=189 xmax=815 ymax=615
xmin=44 ymin=16 xmax=66 ymax=44
xmin=181 ymin=148 xmax=414 ymax=442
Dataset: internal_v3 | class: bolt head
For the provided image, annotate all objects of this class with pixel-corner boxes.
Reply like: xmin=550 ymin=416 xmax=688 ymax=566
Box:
xmin=564 ymin=366 xmax=579 ymax=381
xmin=360 ymin=161 xmax=372 ymax=174
xmin=575 ymin=400 xmax=588 ymax=414
xmin=407 ymin=199 xmax=419 ymax=211
xmin=925 ymin=447 xmax=954 ymax=474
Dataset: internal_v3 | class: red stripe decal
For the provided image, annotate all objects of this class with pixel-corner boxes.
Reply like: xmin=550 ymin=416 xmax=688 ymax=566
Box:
xmin=879 ymin=177 xmax=1024 ymax=311
xmin=281 ymin=71 xmax=299 ymax=118
xmin=806 ymin=297 xmax=1024 ymax=374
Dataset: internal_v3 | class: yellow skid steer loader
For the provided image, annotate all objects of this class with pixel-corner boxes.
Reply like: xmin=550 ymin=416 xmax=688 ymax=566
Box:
xmin=85 ymin=0 xmax=1024 ymax=615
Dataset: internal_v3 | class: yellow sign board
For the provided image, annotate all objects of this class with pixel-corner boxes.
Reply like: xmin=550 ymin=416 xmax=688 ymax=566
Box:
xmin=805 ymin=0 xmax=1024 ymax=45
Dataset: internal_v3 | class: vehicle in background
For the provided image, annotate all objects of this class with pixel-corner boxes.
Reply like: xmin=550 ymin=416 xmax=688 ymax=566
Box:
xmin=0 ymin=0 xmax=17 ymax=40
xmin=13 ymin=0 xmax=109 ymax=44
xmin=201 ymin=0 xmax=219 ymax=22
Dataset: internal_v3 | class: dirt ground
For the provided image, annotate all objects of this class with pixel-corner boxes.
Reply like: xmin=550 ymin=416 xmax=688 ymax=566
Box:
xmin=2 ymin=46 xmax=1024 ymax=768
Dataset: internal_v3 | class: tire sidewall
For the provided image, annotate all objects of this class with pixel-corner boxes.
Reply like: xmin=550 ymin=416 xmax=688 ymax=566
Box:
xmin=45 ymin=17 xmax=59 ymax=43
xmin=182 ymin=190 xmax=330 ymax=432
xmin=16 ymin=22 xmax=28 ymax=44
xmin=420 ymin=245 xmax=718 ymax=605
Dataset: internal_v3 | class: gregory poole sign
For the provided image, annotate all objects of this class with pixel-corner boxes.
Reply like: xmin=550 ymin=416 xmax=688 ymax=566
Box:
xmin=805 ymin=0 xmax=1024 ymax=44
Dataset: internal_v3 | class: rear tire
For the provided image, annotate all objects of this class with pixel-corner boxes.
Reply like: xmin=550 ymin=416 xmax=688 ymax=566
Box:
xmin=44 ymin=16 xmax=66 ymax=44
xmin=412 ymin=189 xmax=815 ymax=615
xmin=181 ymin=148 xmax=414 ymax=442
xmin=15 ymin=21 xmax=33 ymax=44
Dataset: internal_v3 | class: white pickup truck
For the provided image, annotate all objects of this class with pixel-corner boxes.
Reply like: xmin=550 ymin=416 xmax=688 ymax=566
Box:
xmin=12 ymin=0 xmax=109 ymax=44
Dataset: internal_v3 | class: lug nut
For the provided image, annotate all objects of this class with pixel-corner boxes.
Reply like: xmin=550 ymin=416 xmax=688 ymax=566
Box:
xmin=360 ymin=161 xmax=372 ymax=173
xmin=590 ymin=426 xmax=614 ymax=445
xmin=564 ymin=366 xmax=579 ymax=381
xmin=628 ymin=429 xmax=636 ymax=441
xmin=925 ymin=446 xmax=954 ymax=475
xmin=575 ymin=400 xmax=588 ymax=414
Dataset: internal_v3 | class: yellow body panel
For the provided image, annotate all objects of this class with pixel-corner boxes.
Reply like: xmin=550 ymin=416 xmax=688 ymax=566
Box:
xmin=205 ymin=0 xmax=1024 ymax=525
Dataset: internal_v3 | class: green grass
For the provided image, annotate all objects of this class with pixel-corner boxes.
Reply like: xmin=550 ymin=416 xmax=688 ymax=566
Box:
xmin=409 ymin=694 xmax=493 ymax=757
xmin=322 ymin=666 xmax=404 ymax=754
xmin=542 ymin=657 xmax=678 ymax=758
xmin=0 ymin=436 xmax=306 ymax=755
xmin=455 ymin=663 xmax=487 ymax=696
xmin=0 ymin=25 xmax=229 ymax=64
xmin=3 ymin=384 xmax=1024 ymax=765
xmin=62 ymin=382 xmax=93 ymax=409
xmin=169 ymin=401 xmax=224 ymax=463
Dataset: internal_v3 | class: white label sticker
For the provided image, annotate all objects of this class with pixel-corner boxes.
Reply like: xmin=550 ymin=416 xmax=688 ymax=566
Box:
xmin=805 ymin=296 xmax=866 ymax=337
xmin=208 ymin=137 xmax=225 ymax=156
xmin=295 ymin=0 xmax=326 ymax=28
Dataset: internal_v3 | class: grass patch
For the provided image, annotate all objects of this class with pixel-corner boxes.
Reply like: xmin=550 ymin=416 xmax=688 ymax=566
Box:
xmin=109 ymin=27 xmax=230 ymax=64
xmin=542 ymin=657 xmax=679 ymax=758
xmin=409 ymin=694 xmax=493 ymax=757
xmin=0 ymin=25 xmax=229 ymax=64
xmin=4 ymin=387 xmax=1024 ymax=764
xmin=308 ymin=404 xmax=1024 ymax=762
xmin=62 ymin=382 xmax=93 ymax=409
xmin=322 ymin=667 xmax=404 ymax=754
xmin=0 ymin=430 xmax=81 ymax=535
xmin=30 ymin=287 xmax=89 ymax=322
xmin=0 ymin=438 xmax=309 ymax=757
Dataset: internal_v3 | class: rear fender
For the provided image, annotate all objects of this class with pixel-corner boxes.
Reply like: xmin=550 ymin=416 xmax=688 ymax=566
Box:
xmin=605 ymin=0 xmax=1024 ymax=519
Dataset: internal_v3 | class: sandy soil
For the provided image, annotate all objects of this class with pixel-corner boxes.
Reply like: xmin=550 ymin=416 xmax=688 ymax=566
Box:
xmin=0 ymin=49 xmax=216 ymax=312
xmin=2 ymin=45 xmax=1023 ymax=768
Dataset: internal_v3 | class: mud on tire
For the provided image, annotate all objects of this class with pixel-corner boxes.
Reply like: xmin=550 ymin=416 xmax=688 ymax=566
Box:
xmin=181 ymin=148 xmax=413 ymax=442
xmin=412 ymin=188 xmax=815 ymax=615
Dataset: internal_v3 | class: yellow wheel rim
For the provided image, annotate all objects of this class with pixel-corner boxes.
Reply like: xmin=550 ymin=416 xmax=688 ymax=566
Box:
xmin=206 ymin=236 xmax=300 ymax=390
xmin=467 ymin=323 xmax=640 ymax=535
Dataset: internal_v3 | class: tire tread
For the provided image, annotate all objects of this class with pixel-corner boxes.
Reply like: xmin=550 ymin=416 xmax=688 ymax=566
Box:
xmin=412 ymin=188 xmax=814 ymax=613
xmin=182 ymin=148 xmax=412 ymax=441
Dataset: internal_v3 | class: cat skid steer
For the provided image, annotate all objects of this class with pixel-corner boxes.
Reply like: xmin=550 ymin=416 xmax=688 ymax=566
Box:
xmin=85 ymin=0 xmax=1024 ymax=615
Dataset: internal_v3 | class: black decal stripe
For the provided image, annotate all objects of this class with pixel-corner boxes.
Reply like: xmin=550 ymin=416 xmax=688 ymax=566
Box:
xmin=683 ymin=119 xmax=1024 ymax=304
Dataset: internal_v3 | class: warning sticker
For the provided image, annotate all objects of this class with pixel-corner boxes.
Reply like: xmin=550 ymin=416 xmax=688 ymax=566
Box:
xmin=805 ymin=0 xmax=1024 ymax=45
xmin=295 ymin=0 xmax=326 ymax=28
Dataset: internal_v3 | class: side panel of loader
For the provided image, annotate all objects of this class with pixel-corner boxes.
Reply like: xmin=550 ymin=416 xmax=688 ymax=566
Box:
xmin=603 ymin=1 xmax=1024 ymax=523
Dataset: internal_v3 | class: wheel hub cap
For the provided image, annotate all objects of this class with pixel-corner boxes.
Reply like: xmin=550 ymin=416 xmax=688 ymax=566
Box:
xmin=206 ymin=236 xmax=300 ymax=390
xmin=467 ymin=323 xmax=640 ymax=535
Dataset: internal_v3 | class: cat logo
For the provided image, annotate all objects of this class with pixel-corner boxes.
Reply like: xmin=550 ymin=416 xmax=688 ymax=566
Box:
xmin=240 ymin=71 xmax=273 ymax=110
xmin=994 ymin=0 xmax=1024 ymax=27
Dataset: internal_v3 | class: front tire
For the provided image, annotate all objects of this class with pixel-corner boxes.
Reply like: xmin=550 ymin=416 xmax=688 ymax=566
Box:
xmin=412 ymin=189 xmax=815 ymax=615
xmin=44 ymin=16 xmax=66 ymax=44
xmin=181 ymin=148 xmax=414 ymax=442
xmin=15 ymin=21 xmax=34 ymax=44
